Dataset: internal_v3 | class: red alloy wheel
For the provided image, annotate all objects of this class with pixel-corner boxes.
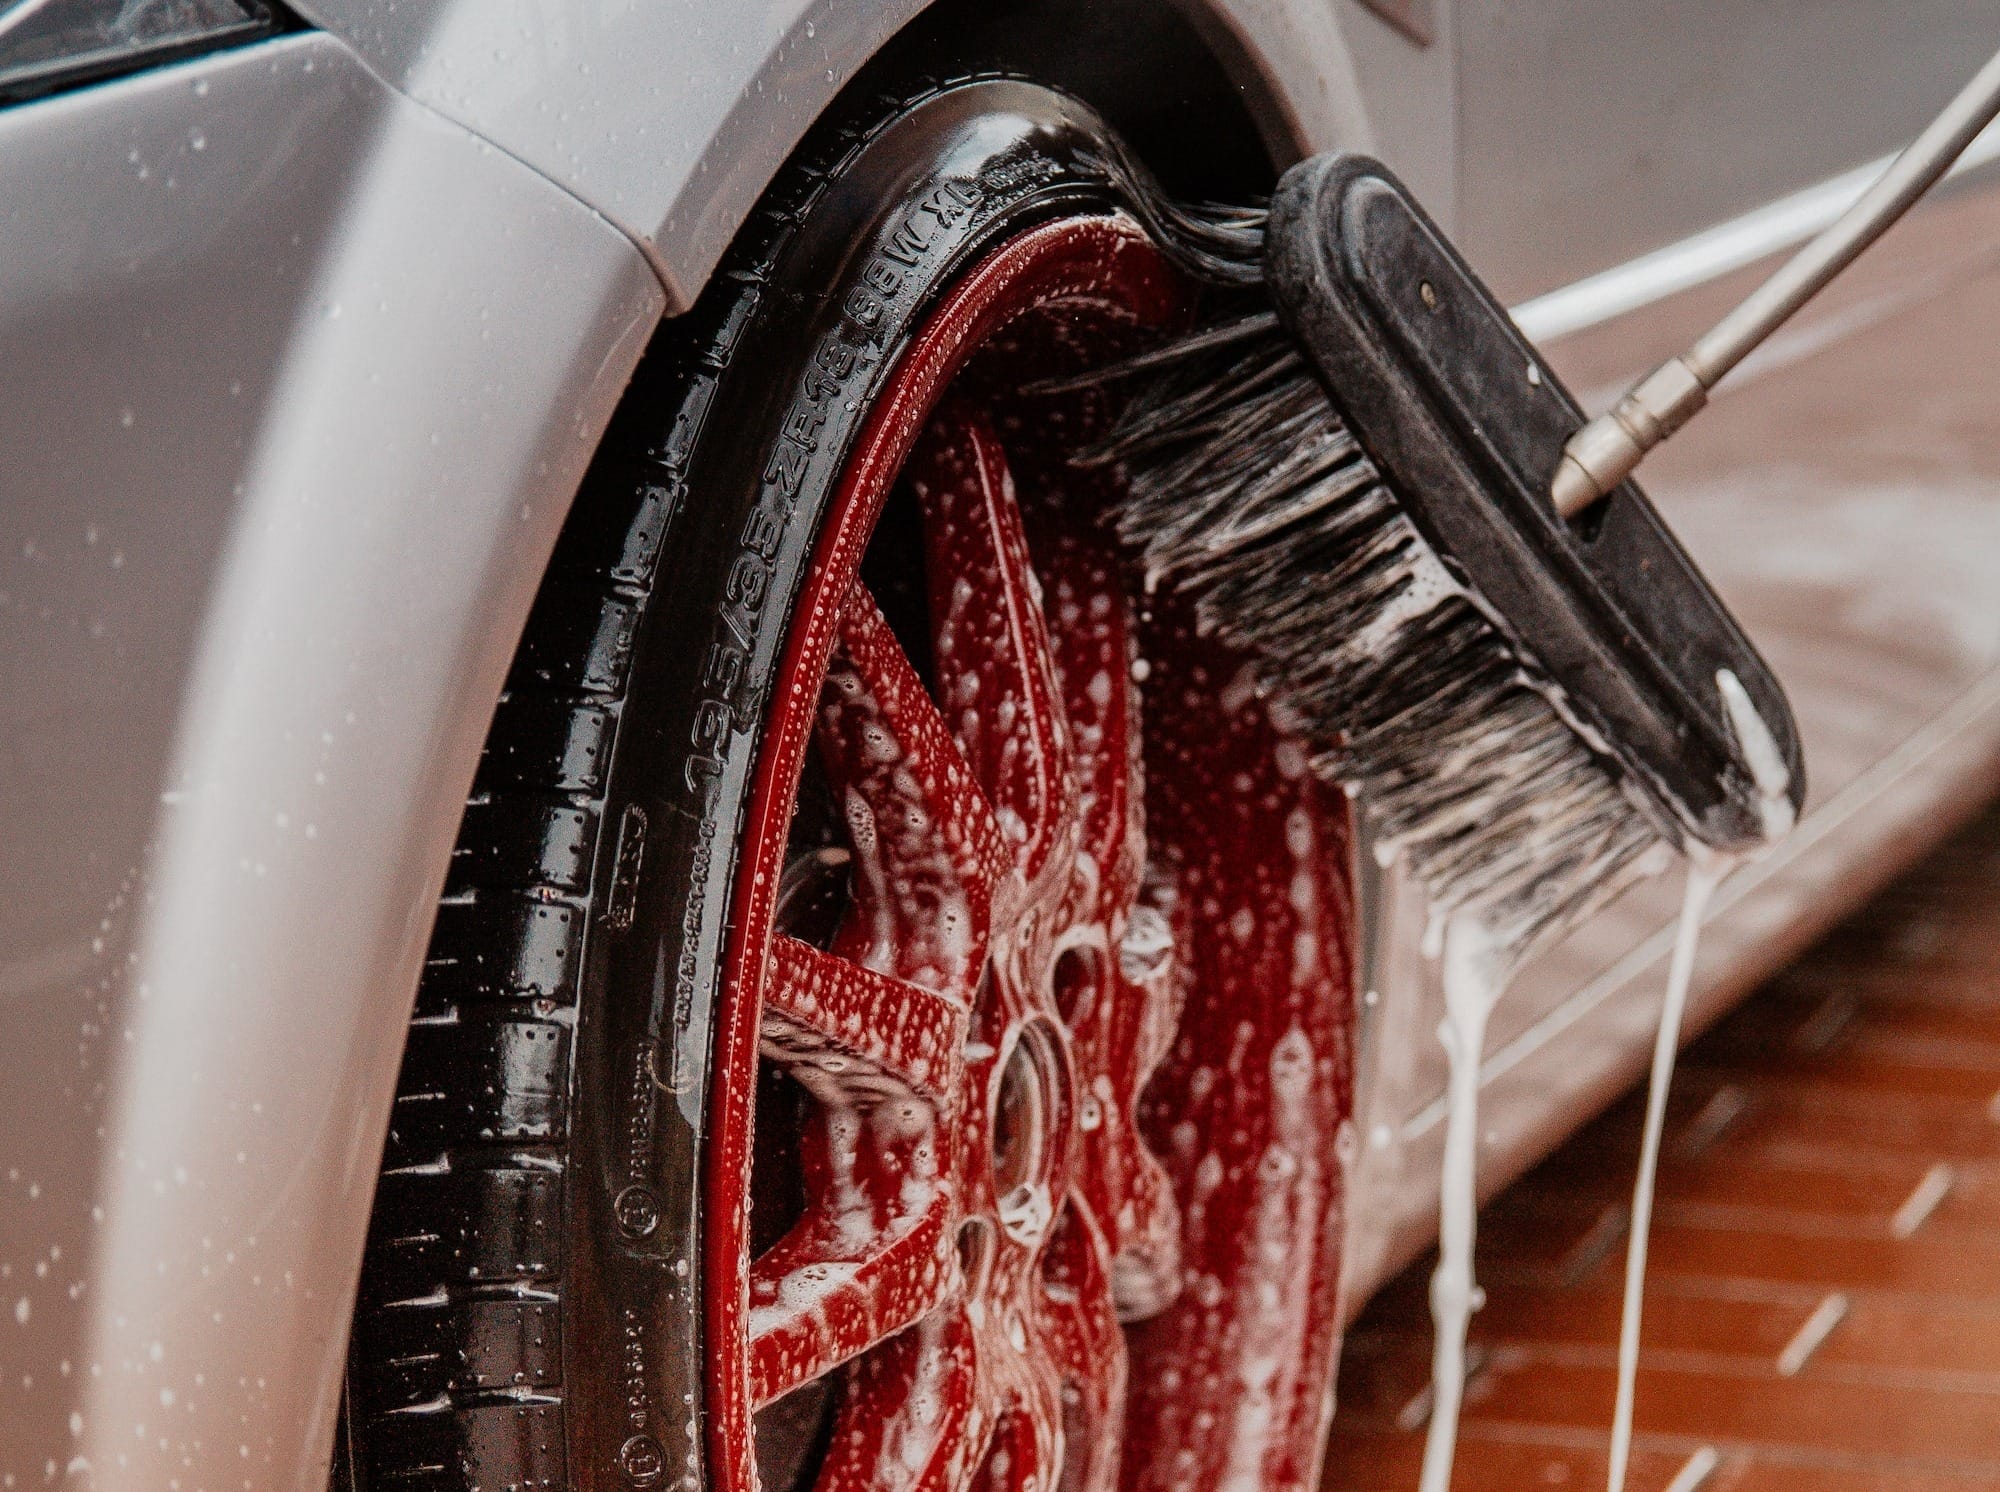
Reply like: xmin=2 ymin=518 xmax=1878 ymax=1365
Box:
xmin=704 ymin=216 xmax=1359 ymax=1492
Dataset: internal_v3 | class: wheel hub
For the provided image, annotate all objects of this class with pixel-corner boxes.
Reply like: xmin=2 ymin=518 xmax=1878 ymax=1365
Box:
xmin=989 ymin=1015 xmax=1066 ymax=1247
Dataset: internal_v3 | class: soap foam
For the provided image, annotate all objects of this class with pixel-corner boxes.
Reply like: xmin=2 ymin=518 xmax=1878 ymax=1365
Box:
xmin=1604 ymin=854 xmax=1730 ymax=1492
xmin=1717 ymin=667 xmax=1796 ymax=842
xmin=1419 ymin=664 xmax=1799 ymax=1492
xmin=1417 ymin=916 xmax=1510 ymax=1492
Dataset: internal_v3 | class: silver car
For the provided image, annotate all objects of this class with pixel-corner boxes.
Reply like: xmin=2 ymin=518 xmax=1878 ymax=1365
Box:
xmin=6 ymin=2 xmax=2000 ymax=1488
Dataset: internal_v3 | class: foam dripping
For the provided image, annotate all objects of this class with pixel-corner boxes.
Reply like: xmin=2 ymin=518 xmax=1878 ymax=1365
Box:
xmin=1417 ymin=915 xmax=1509 ymax=1492
xmin=1603 ymin=672 xmax=1795 ymax=1492
xmin=1603 ymin=855 xmax=1728 ymax=1492
xmin=1716 ymin=666 xmax=1798 ymax=843
xmin=1418 ymin=670 xmax=1796 ymax=1492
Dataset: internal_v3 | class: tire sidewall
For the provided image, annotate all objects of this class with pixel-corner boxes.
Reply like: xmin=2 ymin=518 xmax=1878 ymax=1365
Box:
xmin=567 ymin=78 xmax=1144 ymax=1492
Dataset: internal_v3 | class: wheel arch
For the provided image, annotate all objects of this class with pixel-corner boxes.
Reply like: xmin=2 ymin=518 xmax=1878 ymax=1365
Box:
xmin=286 ymin=0 xmax=1380 ymax=310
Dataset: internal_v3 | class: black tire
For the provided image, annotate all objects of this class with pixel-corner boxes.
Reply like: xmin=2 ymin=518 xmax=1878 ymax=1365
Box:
xmin=342 ymin=75 xmax=1171 ymax=1492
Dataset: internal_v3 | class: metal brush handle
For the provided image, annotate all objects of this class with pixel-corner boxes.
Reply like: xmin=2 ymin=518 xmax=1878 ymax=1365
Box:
xmin=1551 ymin=42 xmax=2000 ymax=518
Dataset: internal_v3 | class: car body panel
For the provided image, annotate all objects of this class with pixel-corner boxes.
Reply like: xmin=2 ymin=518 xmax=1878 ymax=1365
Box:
xmin=1336 ymin=0 xmax=1457 ymax=228
xmin=0 ymin=32 xmax=661 ymax=1486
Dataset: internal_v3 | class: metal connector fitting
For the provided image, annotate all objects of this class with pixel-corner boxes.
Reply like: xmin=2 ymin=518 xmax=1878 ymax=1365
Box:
xmin=1550 ymin=357 xmax=1708 ymax=517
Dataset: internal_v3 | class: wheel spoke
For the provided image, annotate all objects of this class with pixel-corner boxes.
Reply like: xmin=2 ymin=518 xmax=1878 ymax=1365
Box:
xmin=1121 ymin=604 xmax=1356 ymax=1492
xmin=820 ymin=584 xmax=1010 ymax=1000
xmin=1038 ymin=532 xmax=1144 ymax=928
xmin=763 ymin=935 xmax=966 ymax=1103
xmin=910 ymin=410 xmax=1078 ymax=887
xmin=1098 ymin=1129 xmax=1184 ymax=1323
xmin=751 ymin=934 xmax=971 ymax=1409
xmin=747 ymin=1165 xmax=957 ymax=1408
xmin=1033 ymin=1204 xmax=1126 ymax=1449
xmin=810 ymin=1304 xmax=996 ymax=1492
xmin=1057 ymin=925 xmax=1185 ymax=1321
xmin=1031 ymin=518 xmax=1183 ymax=1319
xmin=975 ymin=1396 xmax=1063 ymax=1492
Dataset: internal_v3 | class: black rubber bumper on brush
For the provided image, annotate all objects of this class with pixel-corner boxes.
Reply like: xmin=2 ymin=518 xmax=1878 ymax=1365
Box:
xmin=1265 ymin=155 xmax=1804 ymax=850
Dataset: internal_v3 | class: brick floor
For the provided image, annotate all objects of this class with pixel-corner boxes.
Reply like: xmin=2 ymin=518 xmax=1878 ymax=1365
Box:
xmin=1320 ymin=802 xmax=2000 ymax=1490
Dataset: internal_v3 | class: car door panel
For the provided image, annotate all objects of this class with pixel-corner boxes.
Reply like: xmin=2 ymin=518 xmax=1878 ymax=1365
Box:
xmin=1457 ymin=0 xmax=2000 ymax=303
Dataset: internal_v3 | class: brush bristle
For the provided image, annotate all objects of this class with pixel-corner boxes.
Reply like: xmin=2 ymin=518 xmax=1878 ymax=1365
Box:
xmin=1082 ymin=296 xmax=1670 ymax=963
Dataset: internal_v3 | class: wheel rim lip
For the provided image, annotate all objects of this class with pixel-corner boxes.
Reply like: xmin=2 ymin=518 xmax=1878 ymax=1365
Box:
xmin=703 ymin=212 xmax=1184 ymax=1492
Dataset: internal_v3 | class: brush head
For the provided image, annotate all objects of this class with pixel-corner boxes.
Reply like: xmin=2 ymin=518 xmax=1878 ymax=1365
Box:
xmin=1088 ymin=154 xmax=1804 ymax=962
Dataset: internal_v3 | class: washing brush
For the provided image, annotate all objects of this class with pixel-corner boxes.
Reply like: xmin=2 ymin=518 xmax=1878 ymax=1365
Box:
xmin=1084 ymin=153 xmax=1795 ymax=962
xmin=1081 ymin=49 xmax=2000 ymax=963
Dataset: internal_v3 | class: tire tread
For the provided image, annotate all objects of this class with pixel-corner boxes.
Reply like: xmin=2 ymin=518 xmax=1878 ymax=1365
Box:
xmin=348 ymin=73 xmax=1003 ymax=1491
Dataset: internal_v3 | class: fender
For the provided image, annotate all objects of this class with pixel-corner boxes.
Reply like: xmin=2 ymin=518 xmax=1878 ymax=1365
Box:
xmin=0 ymin=31 xmax=661 ymax=1487
xmin=287 ymin=0 xmax=1414 ymax=308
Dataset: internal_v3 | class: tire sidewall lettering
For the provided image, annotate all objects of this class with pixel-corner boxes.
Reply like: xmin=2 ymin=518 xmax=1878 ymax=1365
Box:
xmin=574 ymin=82 xmax=1125 ymax=1492
xmin=678 ymin=174 xmax=996 ymax=817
